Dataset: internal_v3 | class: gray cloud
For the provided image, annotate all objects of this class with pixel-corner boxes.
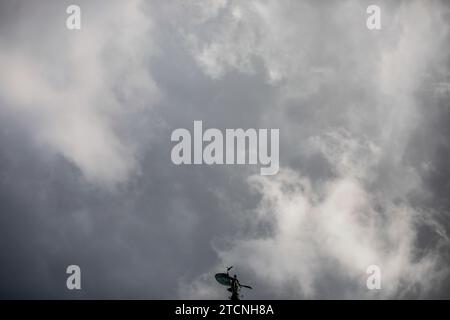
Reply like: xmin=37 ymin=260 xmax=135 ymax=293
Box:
xmin=0 ymin=0 xmax=449 ymax=299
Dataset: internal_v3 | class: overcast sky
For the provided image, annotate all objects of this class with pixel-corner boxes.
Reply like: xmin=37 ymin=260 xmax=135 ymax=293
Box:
xmin=0 ymin=0 xmax=449 ymax=299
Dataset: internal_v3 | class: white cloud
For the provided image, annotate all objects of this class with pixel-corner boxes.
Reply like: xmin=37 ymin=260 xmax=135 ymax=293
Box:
xmin=0 ymin=0 xmax=159 ymax=188
xmin=180 ymin=0 xmax=315 ymax=82
xmin=175 ymin=1 xmax=450 ymax=298
xmin=203 ymin=165 xmax=445 ymax=298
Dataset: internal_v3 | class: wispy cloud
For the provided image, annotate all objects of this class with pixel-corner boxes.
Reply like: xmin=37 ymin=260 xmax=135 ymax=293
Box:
xmin=0 ymin=0 xmax=159 ymax=188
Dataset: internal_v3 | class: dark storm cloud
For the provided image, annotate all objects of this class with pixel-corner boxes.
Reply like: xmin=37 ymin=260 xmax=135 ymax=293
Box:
xmin=0 ymin=0 xmax=449 ymax=299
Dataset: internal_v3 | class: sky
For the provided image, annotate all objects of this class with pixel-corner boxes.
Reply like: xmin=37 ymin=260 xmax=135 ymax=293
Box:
xmin=0 ymin=0 xmax=449 ymax=299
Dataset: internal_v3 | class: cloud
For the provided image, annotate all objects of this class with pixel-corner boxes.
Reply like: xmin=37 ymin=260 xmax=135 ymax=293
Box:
xmin=0 ymin=0 xmax=159 ymax=188
xmin=183 ymin=123 xmax=447 ymax=298
xmin=0 ymin=0 xmax=449 ymax=299
xmin=182 ymin=0 xmax=318 ymax=82
xmin=178 ymin=0 xmax=450 ymax=299
xmin=211 ymin=166 xmax=445 ymax=298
